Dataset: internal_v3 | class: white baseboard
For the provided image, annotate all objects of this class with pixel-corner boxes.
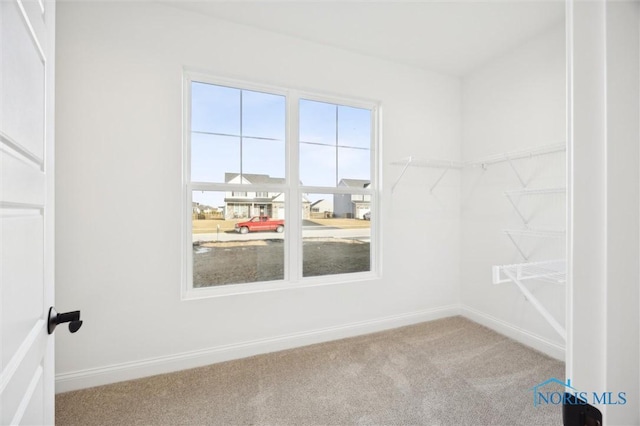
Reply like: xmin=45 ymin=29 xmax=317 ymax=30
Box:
xmin=460 ymin=304 xmax=565 ymax=361
xmin=55 ymin=305 xmax=460 ymax=393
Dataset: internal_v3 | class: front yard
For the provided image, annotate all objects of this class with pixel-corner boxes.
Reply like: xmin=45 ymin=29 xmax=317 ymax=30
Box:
xmin=193 ymin=239 xmax=370 ymax=287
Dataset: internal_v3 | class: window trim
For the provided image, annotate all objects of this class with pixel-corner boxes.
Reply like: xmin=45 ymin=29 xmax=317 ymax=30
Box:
xmin=182 ymin=71 xmax=381 ymax=300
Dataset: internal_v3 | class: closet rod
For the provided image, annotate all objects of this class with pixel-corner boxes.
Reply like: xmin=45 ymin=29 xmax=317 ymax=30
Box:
xmin=465 ymin=143 xmax=565 ymax=168
xmin=390 ymin=156 xmax=463 ymax=169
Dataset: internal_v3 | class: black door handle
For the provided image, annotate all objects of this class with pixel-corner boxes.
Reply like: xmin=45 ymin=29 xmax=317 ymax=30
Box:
xmin=48 ymin=307 xmax=83 ymax=334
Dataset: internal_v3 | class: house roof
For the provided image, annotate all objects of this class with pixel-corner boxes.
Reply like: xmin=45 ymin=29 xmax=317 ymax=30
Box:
xmin=339 ymin=179 xmax=370 ymax=188
xmin=192 ymin=202 xmax=215 ymax=211
xmin=311 ymin=199 xmax=331 ymax=207
xmin=225 ymin=173 xmax=285 ymax=185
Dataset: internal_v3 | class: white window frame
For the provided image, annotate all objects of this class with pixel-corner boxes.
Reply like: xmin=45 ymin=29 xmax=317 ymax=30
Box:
xmin=182 ymin=71 xmax=381 ymax=300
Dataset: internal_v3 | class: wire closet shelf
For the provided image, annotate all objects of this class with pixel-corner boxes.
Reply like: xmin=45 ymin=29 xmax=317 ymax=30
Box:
xmin=492 ymin=259 xmax=566 ymax=285
xmin=390 ymin=143 xmax=565 ymax=193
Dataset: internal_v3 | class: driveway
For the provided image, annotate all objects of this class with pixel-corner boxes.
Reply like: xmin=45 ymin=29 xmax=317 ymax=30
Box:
xmin=302 ymin=220 xmax=339 ymax=230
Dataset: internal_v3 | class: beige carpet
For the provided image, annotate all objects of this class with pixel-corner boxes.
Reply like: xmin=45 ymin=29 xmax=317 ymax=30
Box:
xmin=56 ymin=316 xmax=564 ymax=425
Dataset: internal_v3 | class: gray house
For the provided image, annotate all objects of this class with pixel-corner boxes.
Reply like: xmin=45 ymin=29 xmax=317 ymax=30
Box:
xmin=333 ymin=179 xmax=371 ymax=219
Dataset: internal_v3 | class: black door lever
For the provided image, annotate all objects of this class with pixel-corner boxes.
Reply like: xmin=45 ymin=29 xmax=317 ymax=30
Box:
xmin=48 ymin=307 xmax=83 ymax=334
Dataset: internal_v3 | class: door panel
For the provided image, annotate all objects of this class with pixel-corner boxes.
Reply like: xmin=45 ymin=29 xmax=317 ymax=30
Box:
xmin=18 ymin=1 xmax=47 ymax=46
xmin=2 ymin=332 xmax=46 ymax=425
xmin=0 ymin=150 xmax=45 ymax=206
xmin=0 ymin=0 xmax=55 ymax=424
xmin=2 ymin=215 xmax=44 ymax=367
xmin=1 ymin=0 xmax=46 ymax=160
xmin=18 ymin=370 xmax=44 ymax=426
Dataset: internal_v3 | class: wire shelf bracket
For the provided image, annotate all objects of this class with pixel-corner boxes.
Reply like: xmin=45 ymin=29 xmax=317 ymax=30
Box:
xmin=492 ymin=260 xmax=566 ymax=341
xmin=507 ymin=157 xmax=527 ymax=188
xmin=390 ymin=156 xmax=463 ymax=194
xmin=504 ymin=187 xmax=567 ymax=226
xmin=502 ymin=229 xmax=565 ymax=261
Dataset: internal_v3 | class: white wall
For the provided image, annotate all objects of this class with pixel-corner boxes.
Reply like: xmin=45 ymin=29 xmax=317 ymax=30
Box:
xmin=569 ymin=1 xmax=639 ymax=423
xmin=55 ymin=2 xmax=462 ymax=391
xmin=460 ymin=23 xmax=567 ymax=357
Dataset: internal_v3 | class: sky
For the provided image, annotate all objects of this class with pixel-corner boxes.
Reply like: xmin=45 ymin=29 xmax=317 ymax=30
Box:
xmin=191 ymin=81 xmax=372 ymax=208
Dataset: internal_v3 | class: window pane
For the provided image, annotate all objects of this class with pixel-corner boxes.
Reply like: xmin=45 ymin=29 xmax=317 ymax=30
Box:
xmin=299 ymin=99 xmax=336 ymax=145
xmin=193 ymin=190 xmax=285 ymax=287
xmin=191 ymin=134 xmax=240 ymax=183
xmin=242 ymin=137 xmax=285 ymax=180
xmin=191 ymin=82 xmax=240 ymax=135
xmin=338 ymin=147 xmax=370 ymax=184
xmin=300 ymin=100 xmax=372 ymax=188
xmin=302 ymin=193 xmax=371 ymax=277
xmin=242 ymin=90 xmax=285 ymax=140
xmin=300 ymin=143 xmax=336 ymax=187
xmin=338 ymin=105 xmax=371 ymax=149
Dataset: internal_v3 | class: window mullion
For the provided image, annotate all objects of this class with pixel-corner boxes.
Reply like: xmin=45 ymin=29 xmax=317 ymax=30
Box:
xmin=288 ymin=91 xmax=301 ymax=282
xmin=371 ymin=106 xmax=380 ymax=276
xmin=299 ymin=186 xmax=372 ymax=196
xmin=335 ymin=104 xmax=339 ymax=187
xmin=191 ymin=182 xmax=288 ymax=193
xmin=239 ymin=90 xmax=243 ymax=180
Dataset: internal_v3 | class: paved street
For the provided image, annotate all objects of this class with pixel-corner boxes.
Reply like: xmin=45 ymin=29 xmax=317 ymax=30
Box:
xmin=193 ymin=226 xmax=370 ymax=243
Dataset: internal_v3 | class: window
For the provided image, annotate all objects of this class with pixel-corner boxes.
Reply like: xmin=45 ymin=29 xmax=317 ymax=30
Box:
xmin=184 ymin=73 xmax=378 ymax=297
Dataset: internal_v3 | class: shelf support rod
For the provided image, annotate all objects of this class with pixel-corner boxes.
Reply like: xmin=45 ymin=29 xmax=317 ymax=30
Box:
xmin=391 ymin=156 xmax=412 ymax=193
xmin=505 ymin=231 xmax=529 ymax=261
xmin=429 ymin=166 xmax=451 ymax=193
xmin=506 ymin=157 xmax=527 ymax=188
xmin=503 ymin=269 xmax=566 ymax=341
xmin=505 ymin=194 xmax=529 ymax=225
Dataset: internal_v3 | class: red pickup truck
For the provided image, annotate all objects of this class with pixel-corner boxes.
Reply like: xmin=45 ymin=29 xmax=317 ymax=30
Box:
xmin=234 ymin=216 xmax=284 ymax=234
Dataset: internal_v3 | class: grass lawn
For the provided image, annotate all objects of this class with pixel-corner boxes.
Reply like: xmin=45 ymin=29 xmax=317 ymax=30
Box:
xmin=193 ymin=239 xmax=370 ymax=287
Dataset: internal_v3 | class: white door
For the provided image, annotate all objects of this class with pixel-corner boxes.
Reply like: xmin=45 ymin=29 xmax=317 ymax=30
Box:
xmin=1 ymin=0 xmax=56 ymax=424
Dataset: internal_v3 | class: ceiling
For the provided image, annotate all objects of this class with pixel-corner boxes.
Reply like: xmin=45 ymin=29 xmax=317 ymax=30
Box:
xmin=162 ymin=1 xmax=565 ymax=76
